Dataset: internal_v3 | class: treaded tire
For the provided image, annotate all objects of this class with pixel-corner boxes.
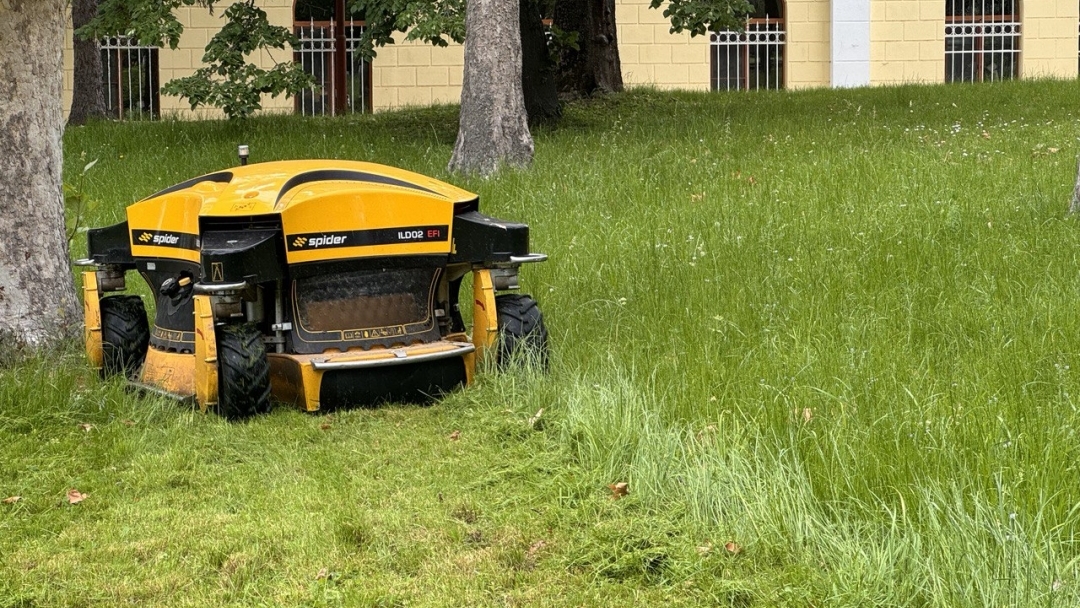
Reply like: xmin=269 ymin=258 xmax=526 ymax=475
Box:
xmin=99 ymin=295 xmax=149 ymax=379
xmin=215 ymin=323 xmax=271 ymax=420
xmin=495 ymin=294 xmax=549 ymax=369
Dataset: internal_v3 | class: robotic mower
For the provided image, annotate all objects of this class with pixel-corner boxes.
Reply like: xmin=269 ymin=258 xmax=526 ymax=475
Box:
xmin=77 ymin=156 xmax=548 ymax=418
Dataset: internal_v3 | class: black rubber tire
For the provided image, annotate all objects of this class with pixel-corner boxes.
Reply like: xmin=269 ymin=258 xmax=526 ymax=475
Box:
xmin=495 ymin=294 xmax=550 ymax=369
xmin=215 ymin=323 xmax=272 ymax=420
xmin=99 ymin=295 xmax=150 ymax=379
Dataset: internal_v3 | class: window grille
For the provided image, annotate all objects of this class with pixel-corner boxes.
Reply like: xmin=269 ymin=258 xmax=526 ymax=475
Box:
xmin=945 ymin=0 xmax=1020 ymax=83
xmin=293 ymin=19 xmax=373 ymax=115
xmin=710 ymin=15 xmax=785 ymax=91
xmin=100 ymin=36 xmax=160 ymax=120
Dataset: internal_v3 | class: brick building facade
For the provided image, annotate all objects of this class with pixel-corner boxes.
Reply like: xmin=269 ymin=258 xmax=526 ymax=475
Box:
xmin=62 ymin=0 xmax=1080 ymax=119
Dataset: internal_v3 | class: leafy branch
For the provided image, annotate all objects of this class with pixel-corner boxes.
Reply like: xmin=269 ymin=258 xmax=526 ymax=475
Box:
xmin=162 ymin=2 xmax=313 ymax=119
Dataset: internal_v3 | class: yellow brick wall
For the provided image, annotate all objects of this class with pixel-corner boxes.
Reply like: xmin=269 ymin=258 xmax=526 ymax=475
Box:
xmin=870 ymin=0 xmax=943 ymax=84
xmin=615 ymin=0 xmax=711 ymax=89
xmin=614 ymin=0 xmax=833 ymax=91
xmin=786 ymin=0 xmax=831 ymax=88
xmin=371 ymin=37 xmax=464 ymax=111
xmin=1022 ymin=1 xmax=1079 ymax=78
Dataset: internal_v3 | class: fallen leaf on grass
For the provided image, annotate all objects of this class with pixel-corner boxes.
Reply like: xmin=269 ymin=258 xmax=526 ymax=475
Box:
xmin=448 ymin=430 xmax=461 ymax=441
xmin=122 ymin=420 xmax=136 ymax=427
xmin=319 ymin=423 xmax=332 ymax=431
xmin=3 ymin=496 xmax=20 ymax=504
xmin=696 ymin=542 xmax=713 ymax=555
xmin=315 ymin=567 xmax=328 ymax=580
xmin=78 ymin=423 xmax=94 ymax=432
xmin=608 ymin=481 xmax=628 ymax=500
xmin=67 ymin=489 xmax=88 ymax=505
xmin=724 ymin=541 xmax=741 ymax=555
xmin=528 ymin=408 xmax=544 ymax=428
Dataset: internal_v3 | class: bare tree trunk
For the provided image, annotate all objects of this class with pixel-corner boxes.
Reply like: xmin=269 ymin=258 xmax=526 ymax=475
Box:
xmin=1070 ymin=155 xmax=1080 ymax=214
xmin=553 ymin=0 xmax=623 ymax=97
xmin=69 ymin=0 xmax=108 ymax=126
xmin=0 ymin=0 xmax=82 ymax=348
xmin=448 ymin=0 xmax=534 ymax=175
xmin=520 ymin=0 xmax=561 ymax=126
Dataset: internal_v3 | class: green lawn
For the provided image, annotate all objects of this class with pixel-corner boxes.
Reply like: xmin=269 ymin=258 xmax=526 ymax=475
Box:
xmin=5 ymin=78 xmax=1080 ymax=606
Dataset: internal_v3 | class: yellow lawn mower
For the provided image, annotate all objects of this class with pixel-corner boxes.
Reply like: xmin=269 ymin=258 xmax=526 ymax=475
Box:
xmin=77 ymin=156 xmax=548 ymax=418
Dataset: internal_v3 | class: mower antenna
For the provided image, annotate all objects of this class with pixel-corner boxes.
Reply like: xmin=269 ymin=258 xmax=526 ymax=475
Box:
xmin=238 ymin=145 xmax=250 ymax=166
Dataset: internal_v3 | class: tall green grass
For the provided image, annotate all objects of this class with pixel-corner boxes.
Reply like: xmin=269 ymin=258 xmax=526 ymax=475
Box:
xmin=6 ymin=77 xmax=1080 ymax=605
xmin=536 ymin=81 xmax=1080 ymax=606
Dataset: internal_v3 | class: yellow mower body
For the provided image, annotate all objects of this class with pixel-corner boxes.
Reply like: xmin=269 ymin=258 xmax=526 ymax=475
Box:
xmin=80 ymin=159 xmax=547 ymax=417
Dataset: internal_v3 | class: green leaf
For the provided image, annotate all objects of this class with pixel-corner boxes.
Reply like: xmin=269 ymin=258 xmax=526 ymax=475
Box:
xmin=651 ymin=0 xmax=754 ymax=36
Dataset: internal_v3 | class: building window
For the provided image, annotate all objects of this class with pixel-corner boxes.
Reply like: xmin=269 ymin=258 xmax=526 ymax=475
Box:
xmin=294 ymin=0 xmax=372 ymax=115
xmin=945 ymin=0 xmax=1020 ymax=83
xmin=710 ymin=1 xmax=785 ymax=91
xmin=100 ymin=36 xmax=160 ymax=119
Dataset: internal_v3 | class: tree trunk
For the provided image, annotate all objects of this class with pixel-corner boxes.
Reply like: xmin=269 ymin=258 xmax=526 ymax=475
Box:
xmin=0 ymin=0 xmax=82 ymax=348
xmin=448 ymin=0 xmax=534 ymax=175
xmin=552 ymin=0 xmax=623 ymax=97
xmin=1070 ymin=155 xmax=1080 ymax=214
xmin=520 ymin=0 xmax=561 ymax=126
xmin=68 ymin=0 xmax=108 ymax=126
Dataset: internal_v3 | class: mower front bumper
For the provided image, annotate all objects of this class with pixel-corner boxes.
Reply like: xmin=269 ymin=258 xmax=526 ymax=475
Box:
xmin=267 ymin=341 xmax=476 ymax=411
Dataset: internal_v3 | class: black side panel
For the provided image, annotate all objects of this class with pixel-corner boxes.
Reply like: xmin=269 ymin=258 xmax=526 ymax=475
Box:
xmin=139 ymin=260 xmax=199 ymax=352
xmin=453 ymin=198 xmax=480 ymax=214
xmin=447 ymin=276 xmax=466 ymax=333
xmin=448 ymin=211 xmax=530 ymax=264
xmin=201 ymin=229 xmax=283 ymax=284
xmin=86 ymin=221 xmax=135 ymax=267
xmin=318 ymin=357 xmax=467 ymax=409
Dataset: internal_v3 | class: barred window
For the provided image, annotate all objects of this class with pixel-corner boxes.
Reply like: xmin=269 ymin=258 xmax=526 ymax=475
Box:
xmin=100 ymin=36 xmax=160 ymax=120
xmin=710 ymin=1 xmax=785 ymax=91
xmin=294 ymin=0 xmax=373 ymax=115
xmin=945 ymin=0 xmax=1020 ymax=83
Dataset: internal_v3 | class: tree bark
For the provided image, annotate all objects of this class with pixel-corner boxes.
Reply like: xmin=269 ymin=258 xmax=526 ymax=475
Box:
xmin=448 ymin=0 xmax=534 ymax=175
xmin=0 ymin=0 xmax=82 ymax=348
xmin=520 ymin=0 xmax=561 ymax=126
xmin=552 ymin=0 xmax=622 ymax=97
xmin=68 ymin=0 xmax=107 ymax=126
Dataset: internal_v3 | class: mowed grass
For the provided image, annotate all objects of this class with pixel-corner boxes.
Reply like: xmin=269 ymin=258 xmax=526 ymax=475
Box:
xmin=4 ymin=78 xmax=1080 ymax=606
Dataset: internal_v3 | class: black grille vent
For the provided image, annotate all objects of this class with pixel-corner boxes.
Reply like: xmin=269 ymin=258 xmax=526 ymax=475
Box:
xmin=200 ymin=215 xmax=281 ymax=233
